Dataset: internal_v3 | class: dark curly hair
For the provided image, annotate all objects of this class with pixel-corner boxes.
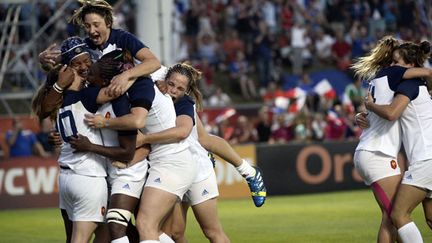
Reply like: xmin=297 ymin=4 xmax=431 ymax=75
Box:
xmin=88 ymin=49 xmax=134 ymax=87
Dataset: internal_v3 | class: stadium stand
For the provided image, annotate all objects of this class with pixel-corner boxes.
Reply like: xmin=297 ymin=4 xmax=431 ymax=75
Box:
xmin=1 ymin=0 xmax=431 ymax=146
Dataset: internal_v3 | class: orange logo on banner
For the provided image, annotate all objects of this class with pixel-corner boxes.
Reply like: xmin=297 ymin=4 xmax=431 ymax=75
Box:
xmin=390 ymin=160 xmax=397 ymax=169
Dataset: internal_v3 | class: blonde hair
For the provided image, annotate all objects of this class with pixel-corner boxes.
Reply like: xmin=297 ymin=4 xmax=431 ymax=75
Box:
xmin=351 ymin=36 xmax=399 ymax=81
xmin=166 ymin=62 xmax=204 ymax=111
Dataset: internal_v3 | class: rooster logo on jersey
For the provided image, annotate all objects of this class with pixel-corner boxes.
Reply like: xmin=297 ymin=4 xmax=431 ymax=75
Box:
xmin=390 ymin=160 xmax=397 ymax=169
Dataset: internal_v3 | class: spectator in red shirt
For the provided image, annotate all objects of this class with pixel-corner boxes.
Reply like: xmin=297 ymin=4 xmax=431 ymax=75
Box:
xmin=331 ymin=30 xmax=351 ymax=70
xmin=223 ymin=29 xmax=245 ymax=63
xmin=268 ymin=114 xmax=293 ymax=144
xmin=230 ymin=115 xmax=258 ymax=145
xmin=324 ymin=105 xmax=348 ymax=141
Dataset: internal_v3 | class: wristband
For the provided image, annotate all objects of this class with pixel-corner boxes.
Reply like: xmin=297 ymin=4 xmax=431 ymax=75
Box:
xmin=53 ymin=82 xmax=64 ymax=93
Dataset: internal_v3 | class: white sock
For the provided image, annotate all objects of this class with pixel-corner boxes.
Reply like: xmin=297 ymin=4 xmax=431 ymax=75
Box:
xmin=139 ymin=241 xmax=159 ymax=243
xmin=159 ymin=233 xmax=174 ymax=243
xmin=398 ymin=222 xmax=423 ymax=243
xmin=112 ymin=236 xmax=129 ymax=243
xmin=236 ymin=159 xmax=256 ymax=178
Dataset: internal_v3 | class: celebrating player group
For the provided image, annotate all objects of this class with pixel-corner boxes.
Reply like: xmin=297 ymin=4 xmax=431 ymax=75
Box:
xmin=33 ymin=1 xmax=267 ymax=243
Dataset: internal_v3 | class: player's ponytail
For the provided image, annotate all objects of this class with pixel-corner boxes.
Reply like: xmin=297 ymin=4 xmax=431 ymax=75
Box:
xmin=418 ymin=41 xmax=431 ymax=66
xmin=351 ymin=36 xmax=399 ymax=81
xmin=419 ymin=41 xmax=431 ymax=55
xmin=181 ymin=63 xmax=203 ymax=112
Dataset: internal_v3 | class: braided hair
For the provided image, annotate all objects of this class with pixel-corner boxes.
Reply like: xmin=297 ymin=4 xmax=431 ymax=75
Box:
xmin=89 ymin=49 xmax=134 ymax=87
xmin=166 ymin=63 xmax=204 ymax=111
xmin=70 ymin=0 xmax=114 ymax=27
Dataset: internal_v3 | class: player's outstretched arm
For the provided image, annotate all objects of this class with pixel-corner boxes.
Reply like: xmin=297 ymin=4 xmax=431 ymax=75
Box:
xmin=69 ymin=134 xmax=136 ymax=162
xmin=34 ymin=65 xmax=75 ymax=119
xmin=85 ymin=107 xmax=149 ymax=130
xmin=403 ymin=67 xmax=432 ymax=79
xmin=96 ymin=77 xmax=138 ymax=104
xmin=39 ymin=43 xmax=61 ymax=72
xmin=365 ymin=93 xmax=410 ymax=121
xmin=137 ymin=115 xmax=193 ymax=145
xmin=107 ymin=48 xmax=161 ymax=97
xmin=196 ymin=116 xmax=267 ymax=207
xmin=196 ymin=116 xmax=243 ymax=167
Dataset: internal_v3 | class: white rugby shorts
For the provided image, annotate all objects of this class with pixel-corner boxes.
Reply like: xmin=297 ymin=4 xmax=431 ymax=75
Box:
xmin=183 ymin=170 xmax=219 ymax=206
xmin=59 ymin=169 xmax=108 ymax=222
xmin=354 ymin=150 xmax=401 ymax=186
xmin=110 ymin=178 xmax=146 ymax=199
xmin=402 ymin=159 xmax=432 ymax=197
xmin=108 ymin=159 xmax=148 ymax=198
xmin=145 ymin=149 xmax=197 ymax=198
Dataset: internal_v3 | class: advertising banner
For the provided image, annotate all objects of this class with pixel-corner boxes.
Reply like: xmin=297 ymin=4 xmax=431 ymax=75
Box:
xmin=0 ymin=141 xmax=407 ymax=209
xmin=256 ymin=141 xmax=367 ymax=195
xmin=0 ymin=157 xmax=59 ymax=209
xmin=0 ymin=144 xmax=257 ymax=209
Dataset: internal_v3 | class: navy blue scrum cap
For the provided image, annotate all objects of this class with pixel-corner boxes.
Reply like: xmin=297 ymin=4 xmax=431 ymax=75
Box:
xmin=60 ymin=36 xmax=90 ymax=65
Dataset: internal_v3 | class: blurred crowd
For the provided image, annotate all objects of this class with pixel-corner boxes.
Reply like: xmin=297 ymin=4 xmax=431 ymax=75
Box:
xmin=170 ymin=0 xmax=431 ymax=145
xmin=1 ymin=0 xmax=431 ymax=151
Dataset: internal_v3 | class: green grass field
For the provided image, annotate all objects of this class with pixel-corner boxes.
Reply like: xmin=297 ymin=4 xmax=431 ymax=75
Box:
xmin=0 ymin=190 xmax=431 ymax=242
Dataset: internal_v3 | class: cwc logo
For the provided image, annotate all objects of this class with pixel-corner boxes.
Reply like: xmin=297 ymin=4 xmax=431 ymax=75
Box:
xmin=390 ymin=160 xmax=397 ymax=169
xmin=101 ymin=206 xmax=106 ymax=216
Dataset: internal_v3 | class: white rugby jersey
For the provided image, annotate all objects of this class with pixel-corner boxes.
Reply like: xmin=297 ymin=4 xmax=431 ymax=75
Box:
xmin=174 ymin=97 xmax=213 ymax=183
xmin=97 ymin=102 xmax=118 ymax=147
xmin=397 ymin=79 xmax=432 ymax=164
xmin=356 ymin=66 xmax=407 ymax=157
xmin=85 ymin=28 xmax=147 ymax=61
xmin=150 ymin=66 xmax=168 ymax=81
xmin=140 ymin=85 xmax=189 ymax=161
xmin=57 ymin=87 xmax=107 ymax=177
xmin=97 ymin=96 xmax=148 ymax=181
xmin=187 ymin=107 xmax=214 ymax=183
